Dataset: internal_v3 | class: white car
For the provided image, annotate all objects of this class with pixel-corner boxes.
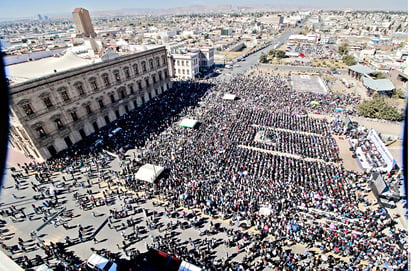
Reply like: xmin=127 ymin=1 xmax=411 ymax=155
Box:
xmin=87 ymin=254 xmax=117 ymax=271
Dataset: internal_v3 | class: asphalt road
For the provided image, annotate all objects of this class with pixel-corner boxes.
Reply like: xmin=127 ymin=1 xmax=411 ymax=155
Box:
xmin=220 ymin=30 xmax=294 ymax=77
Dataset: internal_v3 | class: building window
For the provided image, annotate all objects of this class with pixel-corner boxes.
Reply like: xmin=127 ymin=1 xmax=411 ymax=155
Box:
xmin=162 ymin=55 xmax=166 ymax=65
xmin=22 ymin=103 xmax=34 ymax=116
xmin=158 ymin=71 xmax=162 ymax=80
xmin=43 ymin=97 xmax=53 ymax=108
xmin=70 ymin=111 xmax=78 ymax=121
xmin=156 ymin=57 xmax=160 ymax=67
xmin=55 ymin=119 xmax=64 ymax=129
xmin=164 ymin=70 xmax=168 ymax=79
xmin=98 ymin=99 xmax=104 ymax=108
xmin=124 ymin=67 xmax=130 ymax=79
xmin=89 ymin=79 xmax=98 ymax=90
xmin=145 ymin=78 xmax=150 ymax=87
xmin=110 ymin=94 xmax=115 ymax=103
xmin=61 ymin=90 xmax=70 ymax=102
xmin=85 ymin=104 xmax=92 ymax=114
xmin=149 ymin=59 xmax=154 ymax=70
xmin=114 ymin=71 xmax=121 ymax=82
xmin=142 ymin=61 xmax=147 ymax=72
xmin=138 ymin=81 xmax=142 ymax=90
xmin=119 ymin=89 xmax=126 ymax=99
xmin=36 ymin=126 xmax=46 ymax=137
xmin=133 ymin=64 xmax=139 ymax=75
xmin=76 ymin=83 xmax=85 ymax=95
xmin=152 ymin=75 xmax=156 ymax=83
xmin=129 ymin=84 xmax=134 ymax=94
xmin=102 ymin=74 xmax=110 ymax=87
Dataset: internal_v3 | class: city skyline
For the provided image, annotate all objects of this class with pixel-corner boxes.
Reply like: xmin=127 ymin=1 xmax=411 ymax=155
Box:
xmin=0 ymin=0 xmax=408 ymax=20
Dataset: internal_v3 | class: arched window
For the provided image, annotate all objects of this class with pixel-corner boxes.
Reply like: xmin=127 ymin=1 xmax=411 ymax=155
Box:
xmin=113 ymin=70 xmax=121 ymax=83
xmin=156 ymin=57 xmax=160 ymax=67
xmin=98 ymin=99 xmax=104 ymax=108
xmin=102 ymin=73 xmax=110 ymax=87
xmin=33 ymin=123 xmax=46 ymax=137
xmin=142 ymin=61 xmax=147 ymax=72
xmin=74 ymin=82 xmax=85 ymax=95
xmin=42 ymin=96 xmax=53 ymax=108
xmin=21 ymin=103 xmax=34 ymax=116
xmin=133 ymin=63 xmax=139 ymax=75
xmin=57 ymin=87 xmax=70 ymax=102
xmin=89 ymin=77 xmax=98 ymax=91
xmin=128 ymin=84 xmax=134 ymax=94
xmin=123 ymin=67 xmax=130 ymax=79
xmin=54 ymin=118 xmax=64 ymax=129
xmin=149 ymin=59 xmax=154 ymax=70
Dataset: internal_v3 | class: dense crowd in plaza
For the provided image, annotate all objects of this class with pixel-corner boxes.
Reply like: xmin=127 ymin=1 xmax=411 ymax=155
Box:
xmin=1 ymin=71 xmax=407 ymax=270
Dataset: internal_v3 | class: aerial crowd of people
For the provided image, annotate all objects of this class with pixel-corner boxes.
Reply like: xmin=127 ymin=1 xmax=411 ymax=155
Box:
xmin=1 ymin=69 xmax=407 ymax=270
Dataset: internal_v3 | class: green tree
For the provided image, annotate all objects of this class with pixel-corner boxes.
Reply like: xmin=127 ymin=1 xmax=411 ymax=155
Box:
xmin=259 ymin=53 xmax=268 ymax=63
xmin=342 ymin=55 xmax=357 ymax=66
xmin=338 ymin=43 xmax=349 ymax=55
xmin=275 ymin=50 xmax=286 ymax=58
xmin=372 ymin=72 xmax=387 ymax=79
xmin=358 ymin=96 xmax=403 ymax=121
xmin=391 ymin=89 xmax=405 ymax=99
xmin=268 ymin=49 xmax=276 ymax=57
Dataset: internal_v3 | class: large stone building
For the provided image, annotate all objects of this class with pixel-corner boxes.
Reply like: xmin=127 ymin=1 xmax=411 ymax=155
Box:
xmin=9 ymin=46 xmax=171 ymax=161
xmin=72 ymin=8 xmax=97 ymax=38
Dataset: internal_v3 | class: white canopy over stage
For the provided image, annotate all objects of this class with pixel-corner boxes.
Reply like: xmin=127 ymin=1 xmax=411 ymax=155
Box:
xmin=135 ymin=164 xmax=165 ymax=183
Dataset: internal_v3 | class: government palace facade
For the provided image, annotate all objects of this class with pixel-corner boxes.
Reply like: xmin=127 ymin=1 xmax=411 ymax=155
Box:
xmin=9 ymin=46 xmax=171 ymax=161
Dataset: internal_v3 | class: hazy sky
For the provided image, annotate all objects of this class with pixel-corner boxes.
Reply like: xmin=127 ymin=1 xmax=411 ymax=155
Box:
xmin=0 ymin=0 xmax=408 ymax=19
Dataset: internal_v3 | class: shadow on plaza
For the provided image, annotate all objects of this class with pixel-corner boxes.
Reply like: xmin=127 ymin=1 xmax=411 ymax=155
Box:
xmin=54 ymin=81 xmax=214 ymax=159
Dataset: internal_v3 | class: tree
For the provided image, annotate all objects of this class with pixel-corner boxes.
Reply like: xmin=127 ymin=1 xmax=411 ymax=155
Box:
xmin=275 ymin=50 xmax=285 ymax=58
xmin=259 ymin=53 xmax=268 ymax=63
xmin=357 ymin=96 xmax=404 ymax=121
xmin=391 ymin=89 xmax=405 ymax=99
xmin=268 ymin=49 xmax=276 ymax=57
xmin=342 ymin=55 xmax=357 ymax=66
xmin=338 ymin=43 xmax=349 ymax=55
xmin=372 ymin=72 xmax=387 ymax=79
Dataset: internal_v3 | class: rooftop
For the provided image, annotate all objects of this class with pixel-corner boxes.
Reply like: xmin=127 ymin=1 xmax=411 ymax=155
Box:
xmin=348 ymin=64 xmax=376 ymax=75
xmin=363 ymin=77 xmax=395 ymax=91
xmin=6 ymin=51 xmax=96 ymax=84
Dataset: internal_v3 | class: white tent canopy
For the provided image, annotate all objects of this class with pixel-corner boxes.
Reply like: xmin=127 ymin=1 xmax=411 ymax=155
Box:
xmin=135 ymin=164 xmax=165 ymax=183
xmin=222 ymin=93 xmax=237 ymax=100
xmin=179 ymin=118 xmax=199 ymax=128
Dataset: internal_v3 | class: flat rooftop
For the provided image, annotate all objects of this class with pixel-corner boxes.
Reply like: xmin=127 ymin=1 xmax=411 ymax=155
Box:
xmin=6 ymin=51 xmax=96 ymax=84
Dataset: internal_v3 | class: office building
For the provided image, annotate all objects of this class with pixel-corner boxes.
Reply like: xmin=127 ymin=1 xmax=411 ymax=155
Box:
xmin=72 ymin=8 xmax=97 ymax=38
